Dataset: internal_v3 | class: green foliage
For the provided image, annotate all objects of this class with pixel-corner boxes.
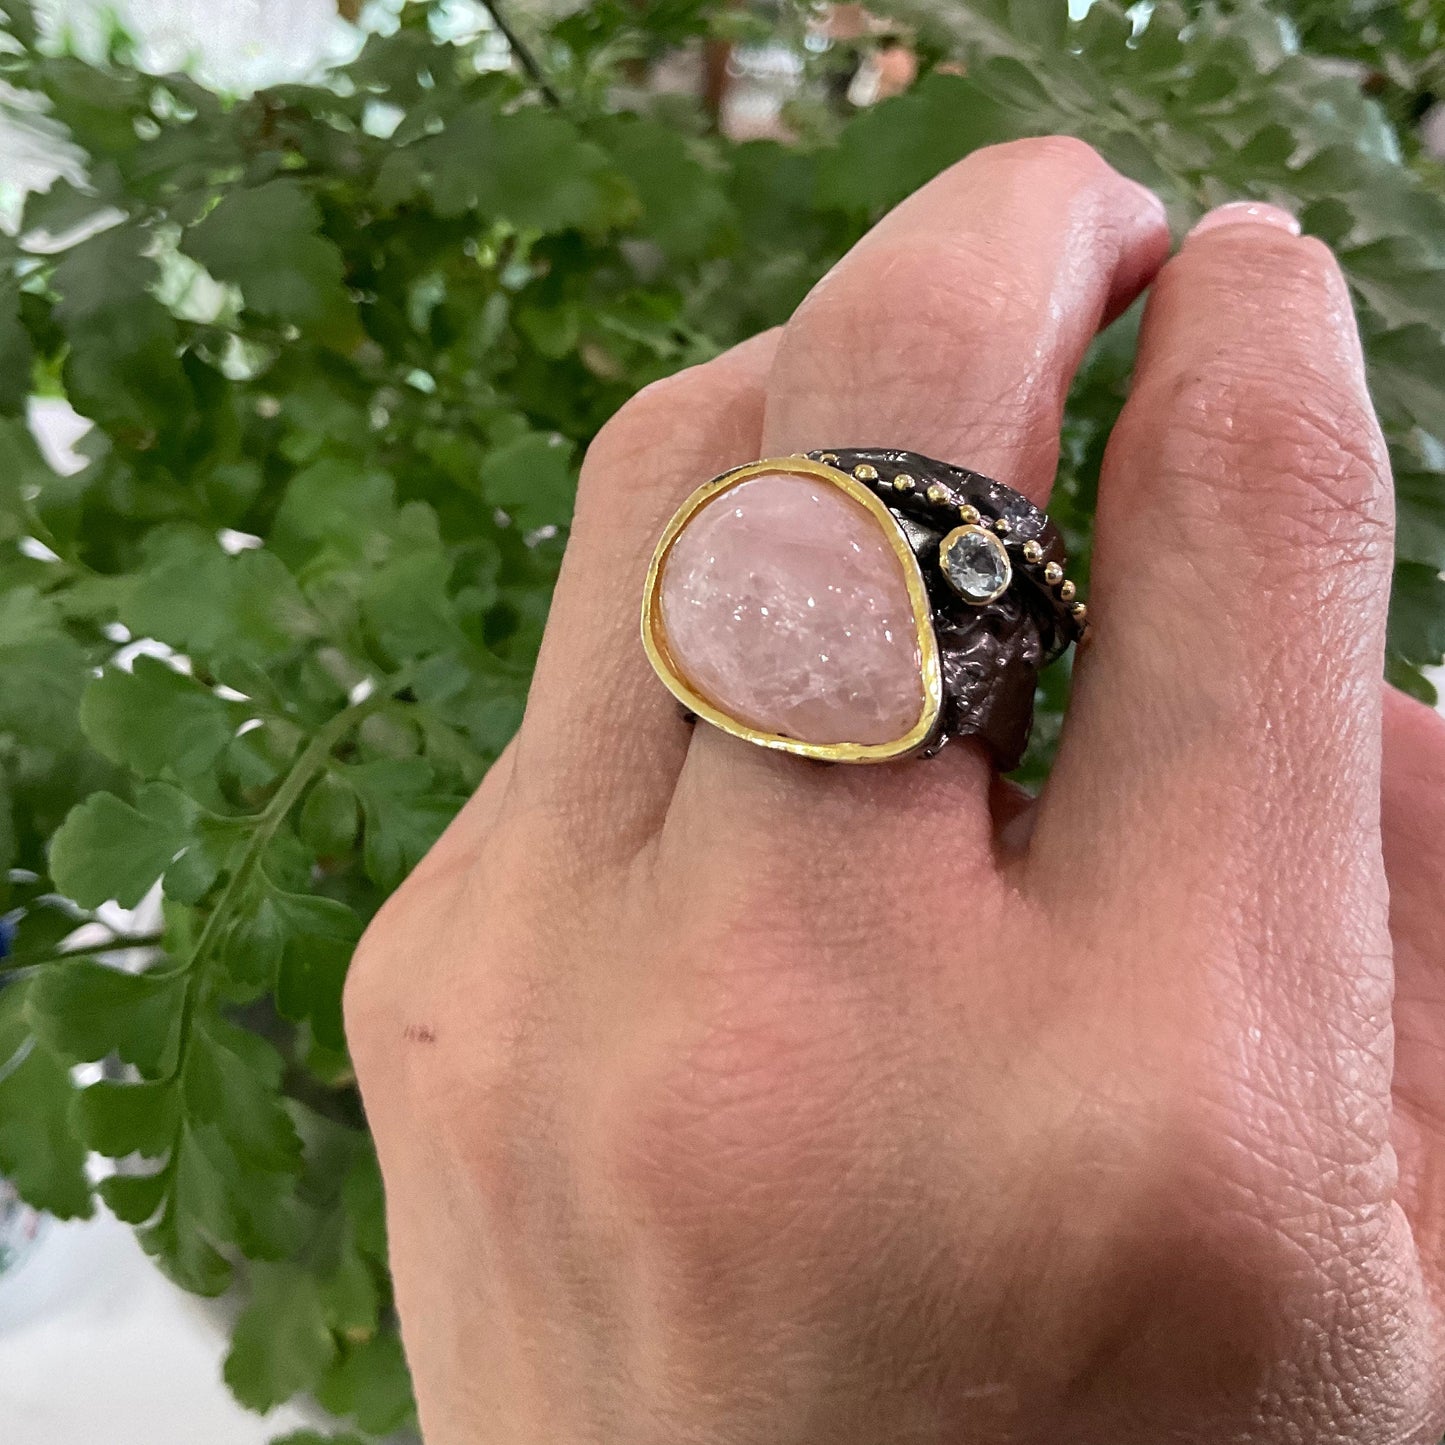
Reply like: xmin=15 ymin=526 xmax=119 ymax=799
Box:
xmin=0 ymin=0 xmax=1441 ymax=1435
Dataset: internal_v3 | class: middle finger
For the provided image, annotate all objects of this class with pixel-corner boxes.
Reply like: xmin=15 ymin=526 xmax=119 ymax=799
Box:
xmin=675 ymin=137 xmax=1170 ymax=846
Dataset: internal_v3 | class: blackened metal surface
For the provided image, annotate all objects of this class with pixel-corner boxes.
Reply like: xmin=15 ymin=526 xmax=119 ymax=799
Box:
xmin=808 ymin=448 xmax=1084 ymax=770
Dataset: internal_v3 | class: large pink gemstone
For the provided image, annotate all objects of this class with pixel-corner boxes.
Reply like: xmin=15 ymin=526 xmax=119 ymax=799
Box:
xmin=658 ymin=472 xmax=926 ymax=746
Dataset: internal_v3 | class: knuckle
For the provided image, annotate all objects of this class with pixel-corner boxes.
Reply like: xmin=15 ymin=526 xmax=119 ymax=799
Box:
xmin=1117 ymin=361 xmax=1391 ymax=567
xmin=1185 ymin=226 xmax=1346 ymax=303
xmin=779 ymin=137 xmax=1136 ymax=440
xmin=586 ymin=365 xmax=708 ymax=469
xmin=576 ymin=352 xmax=762 ymax=509
xmin=343 ymin=843 xmax=494 ymax=1084
xmin=349 ymin=915 xmax=559 ymax=1215
xmin=411 ymin=985 xmax=547 ymax=1207
xmin=1290 ymin=232 xmax=1350 ymax=293
xmin=968 ymin=133 xmax=1113 ymax=188
xmin=787 ymin=229 xmax=1049 ymax=415
xmin=342 ymin=901 xmax=405 ymax=1076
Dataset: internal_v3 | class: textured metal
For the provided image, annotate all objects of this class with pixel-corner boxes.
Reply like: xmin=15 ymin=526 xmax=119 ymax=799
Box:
xmin=806 ymin=449 xmax=1085 ymax=770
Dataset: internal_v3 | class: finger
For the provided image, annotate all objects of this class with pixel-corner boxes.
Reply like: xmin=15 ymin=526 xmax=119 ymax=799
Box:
xmin=512 ymin=332 xmax=777 ymax=854
xmin=679 ymin=137 xmax=1170 ymax=828
xmin=1036 ymin=207 xmax=1393 ymax=935
xmin=1381 ymin=685 xmax=1445 ymax=1299
xmin=764 ymin=136 xmax=1169 ymax=501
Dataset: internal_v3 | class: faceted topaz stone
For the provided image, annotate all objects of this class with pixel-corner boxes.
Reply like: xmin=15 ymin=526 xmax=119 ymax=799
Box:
xmin=939 ymin=525 xmax=1012 ymax=605
xmin=657 ymin=472 xmax=926 ymax=746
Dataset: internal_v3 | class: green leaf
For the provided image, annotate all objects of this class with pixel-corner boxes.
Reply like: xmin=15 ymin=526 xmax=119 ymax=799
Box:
xmin=233 ymin=882 xmax=362 ymax=1052
xmin=1368 ymin=324 xmax=1445 ymax=434
xmin=299 ymin=771 xmax=360 ymax=857
xmin=142 ymin=1084 xmax=308 ymax=1287
xmin=0 ymin=0 xmax=40 ymax=47
xmin=99 ymin=1168 xmax=168 ymax=1225
xmin=341 ymin=1148 xmax=388 ymax=1268
xmin=160 ymin=811 xmax=241 ymax=907
xmin=0 ymin=583 xmax=64 ymax=647
xmin=1388 ymin=561 xmax=1445 ymax=667
xmin=27 ymin=959 xmax=186 ymax=1076
xmin=0 ymin=267 xmax=33 ymax=417
xmin=599 ymin=117 xmax=738 ymax=260
xmin=81 ymin=657 xmax=236 ymax=779
xmin=1395 ymin=464 xmax=1445 ymax=570
xmin=343 ymin=758 xmax=456 ymax=890
xmin=183 ymin=180 xmax=355 ymax=340
xmin=51 ymin=225 xmax=190 ymax=435
xmin=139 ymin=1146 xmax=235 ymax=1295
xmin=269 ymin=1434 xmax=369 ymax=1445
xmin=270 ymin=459 xmax=396 ymax=569
xmin=122 ymin=543 xmax=319 ymax=671
xmin=0 ymin=585 xmax=87 ymax=743
xmin=361 ymin=545 xmax=468 ymax=662
xmin=49 ymin=789 xmax=194 ymax=909
xmin=376 ymin=103 xmax=629 ymax=233
xmin=0 ymin=984 xmax=93 ymax=1219
xmin=478 ymin=430 xmax=577 ymax=531
xmin=20 ymin=177 xmax=117 ymax=244
xmin=319 ymin=1237 xmax=381 ymax=1341
xmin=0 ymin=423 xmax=51 ymax=539
xmin=1386 ymin=652 xmax=1437 ymax=706
xmin=224 ymin=1262 xmax=338 ymax=1413
xmin=817 ymin=73 xmax=1013 ymax=215
xmin=183 ymin=1015 xmax=302 ymax=1175
xmin=0 ymin=768 xmax=13 ymax=876
xmin=1343 ymin=237 xmax=1445 ymax=333
xmin=314 ymin=1331 xmax=416 ymax=1437
xmin=72 ymin=1078 xmax=178 ymax=1157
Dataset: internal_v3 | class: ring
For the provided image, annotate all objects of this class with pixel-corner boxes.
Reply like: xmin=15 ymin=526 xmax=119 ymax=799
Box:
xmin=641 ymin=449 xmax=1086 ymax=768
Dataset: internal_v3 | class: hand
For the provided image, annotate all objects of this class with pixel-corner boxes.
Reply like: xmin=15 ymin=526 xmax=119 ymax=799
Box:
xmin=345 ymin=138 xmax=1445 ymax=1444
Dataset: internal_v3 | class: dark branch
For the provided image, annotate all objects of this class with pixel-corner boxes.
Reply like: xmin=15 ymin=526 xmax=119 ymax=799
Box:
xmin=477 ymin=0 xmax=563 ymax=109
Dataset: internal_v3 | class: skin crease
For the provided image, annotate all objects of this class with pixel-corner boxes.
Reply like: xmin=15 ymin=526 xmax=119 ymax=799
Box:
xmin=345 ymin=139 xmax=1445 ymax=1444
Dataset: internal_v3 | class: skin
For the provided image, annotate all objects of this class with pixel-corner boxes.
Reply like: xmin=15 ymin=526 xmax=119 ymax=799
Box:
xmin=345 ymin=138 xmax=1445 ymax=1444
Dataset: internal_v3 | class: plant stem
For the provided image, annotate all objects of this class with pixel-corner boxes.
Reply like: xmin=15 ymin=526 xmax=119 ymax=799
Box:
xmin=477 ymin=0 xmax=562 ymax=109
xmin=0 ymin=931 xmax=165 ymax=978
xmin=0 ymin=1035 xmax=34 ymax=1087
xmin=170 ymin=686 xmax=394 ymax=1049
xmin=120 ymin=677 xmax=411 ymax=1254
xmin=163 ymin=671 xmax=410 ymax=1087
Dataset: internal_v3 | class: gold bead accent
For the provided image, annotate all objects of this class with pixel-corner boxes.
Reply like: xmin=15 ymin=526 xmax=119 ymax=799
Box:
xmin=993 ymin=517 xmax=1012 ymax=535
xmin=1060 ymin=580 xmax=1076 ymax=602
xmin=958 ymin=504 xmax=981 ymax=525
xmin=1022 ymin=540 xmax=1044 ymax=563
xmin=818 ymin=452 xmax=839 ymax=465
xmin=1071 ymin=601 xmax=1087 ymax=622
xmin=853 ymin=463 xmax=879 ymax=482
xmin=1043 ymin=561 xmax=1064 ymax=585
xmin=925 ymin=482 xmax=948 ymax=505
xmin=891 ymin=473 xmax=915 ymax=492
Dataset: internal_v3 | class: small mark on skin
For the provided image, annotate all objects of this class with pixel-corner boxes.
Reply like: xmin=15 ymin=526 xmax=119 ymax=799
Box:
xmin=404 ymin=1023 xmax=438 ymax=1044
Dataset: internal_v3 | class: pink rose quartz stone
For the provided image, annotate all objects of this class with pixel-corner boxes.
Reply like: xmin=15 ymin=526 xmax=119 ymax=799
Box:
xmin=658 ymin=472 xmax=926 ymax=746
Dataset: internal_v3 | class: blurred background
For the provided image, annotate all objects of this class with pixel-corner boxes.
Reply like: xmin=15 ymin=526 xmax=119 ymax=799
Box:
xmin=1 ymin=2 xmax=1443 ymax=1442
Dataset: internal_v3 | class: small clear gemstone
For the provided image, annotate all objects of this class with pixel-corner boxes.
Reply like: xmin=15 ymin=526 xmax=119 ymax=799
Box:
xmin=940 ymin=525 xmax=1012 ymax=604
xmin=998 ymin=494 xmax=1044 ymax=540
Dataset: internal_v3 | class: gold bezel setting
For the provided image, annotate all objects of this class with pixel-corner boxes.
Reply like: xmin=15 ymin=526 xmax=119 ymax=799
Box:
xmin=938 ymin=523 xmax=1013 ymax=606
xmin=641 ymin=457 xmax=944 ymax=764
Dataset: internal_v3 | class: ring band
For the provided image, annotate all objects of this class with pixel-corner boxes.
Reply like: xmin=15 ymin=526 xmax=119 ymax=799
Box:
xmin=641 ymin=449 xmax=1085 ymax=769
